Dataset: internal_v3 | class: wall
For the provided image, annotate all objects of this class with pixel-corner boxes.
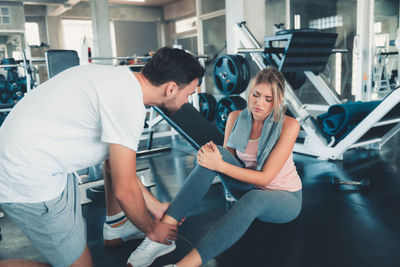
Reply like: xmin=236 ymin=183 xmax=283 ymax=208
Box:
xmin=201 ymin=0 xmax=225 ymax=14
xmin=45 ymin=16 xmax=63 ymax=49
xmin=25 ymin=16 xmax=48 ymax=45
xmin=243 ymin=0 xmax=267 ymax=43
xmin=225 ymin=0 xmax=266 ymax=53
xmin=113 ymin=21 xmax=158 ymax=57
xmin=337 ymin=0 xmax=357 ymax=100
xmin=375 ymin=0 xmax=399 ymax=42
xmin=163 ymin=0 xmax=195 ymax=21
xmin=162 ymin=0 xmax=195 ymax=46
xmin=265 ymin=0 xmax=286 ymax=35
xmin=24 ymin=5 xmax=50 ymax=46
xmin=375 ymin=0 xmax=398 ymax=18
xmin=39 ymin=2 xmax=163 ymax=55
xmin=0 ymin=2 xmax=26 ymax=58
xmin=62 ymin=2 xmax=162 ymax=21
xmin=24 ymin=4 xmax=46 ymax=17
xmin=0 ymin=1 xmax=25 ymax=31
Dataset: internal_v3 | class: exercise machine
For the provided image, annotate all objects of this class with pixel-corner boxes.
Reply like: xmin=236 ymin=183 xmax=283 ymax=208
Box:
xmin=232 ymin=22 xmax=400 ymax=160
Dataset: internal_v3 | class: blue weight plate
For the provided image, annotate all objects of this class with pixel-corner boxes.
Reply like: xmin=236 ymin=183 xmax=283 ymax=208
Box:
xmin=215 ymin=96 xmax=247 ymax=133
xmin=214 ymin=55 xmax=241 ymax=95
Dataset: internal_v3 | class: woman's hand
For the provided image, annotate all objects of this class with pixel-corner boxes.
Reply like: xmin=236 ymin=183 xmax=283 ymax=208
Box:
xmin=197 ymin=141 xmax=223 ymax=171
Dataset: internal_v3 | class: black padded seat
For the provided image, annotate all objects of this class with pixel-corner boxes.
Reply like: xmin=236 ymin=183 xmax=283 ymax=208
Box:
xmin=153 ymin=103 xmax=224 ymax=150
xmin=45 ymin=50 xmax=79 ymax=78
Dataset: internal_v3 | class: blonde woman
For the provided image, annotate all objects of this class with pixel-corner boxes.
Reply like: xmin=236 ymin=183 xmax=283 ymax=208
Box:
xmin=127 ymin=67 xmax=302 ymax=267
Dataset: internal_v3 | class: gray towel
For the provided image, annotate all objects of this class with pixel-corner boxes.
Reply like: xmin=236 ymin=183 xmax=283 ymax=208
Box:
xmin=226 ymin=108 xmax=284 ymax=171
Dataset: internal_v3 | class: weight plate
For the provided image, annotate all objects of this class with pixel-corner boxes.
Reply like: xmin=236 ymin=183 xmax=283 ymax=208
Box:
xmin=284 ymin=72 xmax=307 ymax=90
xmin=199 ymin=93 xmax=217 ymax=121
xmin=214 ymin=55 xmax=250 ymax=95
xmin=233 ymin=55 xmax=250 ymax=94
xmin=215 ymin=96 xmax=247 ymax=133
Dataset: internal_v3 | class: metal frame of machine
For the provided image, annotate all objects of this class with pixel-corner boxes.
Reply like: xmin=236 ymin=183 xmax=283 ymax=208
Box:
xmin=233 ymin=22 xmax=400 ymax=160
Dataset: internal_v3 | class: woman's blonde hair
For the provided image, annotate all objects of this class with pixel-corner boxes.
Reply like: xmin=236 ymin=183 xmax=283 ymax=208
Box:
xmin=247 ymin=67 xmax=285 ymax=121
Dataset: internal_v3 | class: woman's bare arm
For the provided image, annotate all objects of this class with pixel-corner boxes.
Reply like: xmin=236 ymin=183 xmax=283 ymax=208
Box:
xmin=198 ymin=115 xmax=300 ymax=187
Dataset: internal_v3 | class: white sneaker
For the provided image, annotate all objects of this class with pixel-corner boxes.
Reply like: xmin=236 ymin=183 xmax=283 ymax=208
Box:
xmin=103 ymin=218 xmax=145 ymax=246
xmin=162 ymin=265 xmax=178 ymax=267
xmin=126 ymin=237 xmax=176 ymax=267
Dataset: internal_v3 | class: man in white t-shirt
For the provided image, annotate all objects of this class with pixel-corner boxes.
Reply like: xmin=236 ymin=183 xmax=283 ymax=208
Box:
xmin=0 ymin=47 xmax=204 ymax=267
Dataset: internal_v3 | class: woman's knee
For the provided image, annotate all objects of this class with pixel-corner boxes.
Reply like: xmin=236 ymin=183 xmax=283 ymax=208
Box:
xmin=189 ymin=160 xmax=218 ymax=180
xmin=253 ymin=190 xmax=302 ymax=223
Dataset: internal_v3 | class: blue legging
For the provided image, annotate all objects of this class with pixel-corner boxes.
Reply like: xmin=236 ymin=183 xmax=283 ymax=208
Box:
xmin=166 ymin=146 xmax=302 ymax=263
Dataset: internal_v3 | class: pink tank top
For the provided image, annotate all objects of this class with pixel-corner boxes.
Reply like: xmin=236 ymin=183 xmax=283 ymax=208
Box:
xmin=236 ymin=139 xmax=302 ymax=192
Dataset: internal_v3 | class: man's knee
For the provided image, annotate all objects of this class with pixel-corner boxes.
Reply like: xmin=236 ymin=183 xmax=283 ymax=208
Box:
xmin=0 ymin=259 xmax=50 ymax=267
xmin=70 ymin=245 xmax=93 ymax=267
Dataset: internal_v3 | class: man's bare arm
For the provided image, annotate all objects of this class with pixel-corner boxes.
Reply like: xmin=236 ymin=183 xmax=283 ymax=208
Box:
xmin=109 ymin=144 xmax=177 ymax=244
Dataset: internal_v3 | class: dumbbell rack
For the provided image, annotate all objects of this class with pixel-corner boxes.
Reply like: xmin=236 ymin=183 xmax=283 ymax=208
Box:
xmin=233 ymin=22 xmax=400 ymax=160
xmin=0 ymin=52 xmax=36 ymax=118
xmin=0 ymin=62 xmax=28 ymax=123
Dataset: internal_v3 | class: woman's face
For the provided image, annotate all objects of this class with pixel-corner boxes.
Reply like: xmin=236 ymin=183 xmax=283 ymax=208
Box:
xmin=249 ymin=82 xmax=274 ymax=121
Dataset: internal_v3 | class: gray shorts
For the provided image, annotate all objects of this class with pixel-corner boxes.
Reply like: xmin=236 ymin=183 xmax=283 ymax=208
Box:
xmin=0 ymin=174 xmax=86 ymax=267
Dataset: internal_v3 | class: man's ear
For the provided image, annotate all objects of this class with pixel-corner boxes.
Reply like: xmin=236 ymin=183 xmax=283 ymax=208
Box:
xmin=164 ymin=81 xmax=178 ymax=97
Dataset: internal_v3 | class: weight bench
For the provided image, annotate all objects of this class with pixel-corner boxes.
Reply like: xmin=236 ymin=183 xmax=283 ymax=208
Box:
xmin=152 ymin=103 xmax=224 ymax=149
xmin=46 ymin=49 xmax=80 ymax=77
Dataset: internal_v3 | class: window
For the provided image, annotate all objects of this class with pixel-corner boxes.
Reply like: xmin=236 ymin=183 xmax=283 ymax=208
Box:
xmin=175 ymin=35 xmax=198 ymax=54
xmin=374 ymin=22 xmax=382 ymax=34
xmin=0 ymin=7 xmax=10 ymax=25
xmin=309 ymin=15 xmax=343 ymax=30
xmin=62 ymin=19 xmax=93 ymax=58
xmin=25 ymin=22 xmax=40 ymax=46
xmin=175 ymin=17 xmax=197 ymax=34
xmin=201 ymin=0 xmax=225 ymax=15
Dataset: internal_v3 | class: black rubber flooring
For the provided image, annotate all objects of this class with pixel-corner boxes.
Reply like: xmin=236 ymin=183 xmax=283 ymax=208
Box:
xmin=1 ymin=133 xmax=400 ymax=267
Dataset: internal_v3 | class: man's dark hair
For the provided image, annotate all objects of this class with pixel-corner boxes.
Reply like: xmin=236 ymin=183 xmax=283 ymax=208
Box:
xmin=142 ymin=47 xmax=205 ymax=88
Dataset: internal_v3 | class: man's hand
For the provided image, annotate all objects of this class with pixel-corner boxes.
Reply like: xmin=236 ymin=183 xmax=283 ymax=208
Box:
xmin=147 ymin=220 xmax=178 ymax=245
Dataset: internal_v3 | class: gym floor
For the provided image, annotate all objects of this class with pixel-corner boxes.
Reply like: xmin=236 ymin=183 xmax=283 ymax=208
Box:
xmin=0 ymin=132 xmax=400 ymax=267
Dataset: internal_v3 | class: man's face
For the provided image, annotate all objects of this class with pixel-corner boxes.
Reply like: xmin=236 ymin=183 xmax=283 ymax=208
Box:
xmin=160 ymin=78 xmax=199 ymax=116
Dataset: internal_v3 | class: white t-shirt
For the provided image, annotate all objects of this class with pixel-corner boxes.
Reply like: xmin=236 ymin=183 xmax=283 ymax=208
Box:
xmin=0 ymin=64 xmax=146 ymax=203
